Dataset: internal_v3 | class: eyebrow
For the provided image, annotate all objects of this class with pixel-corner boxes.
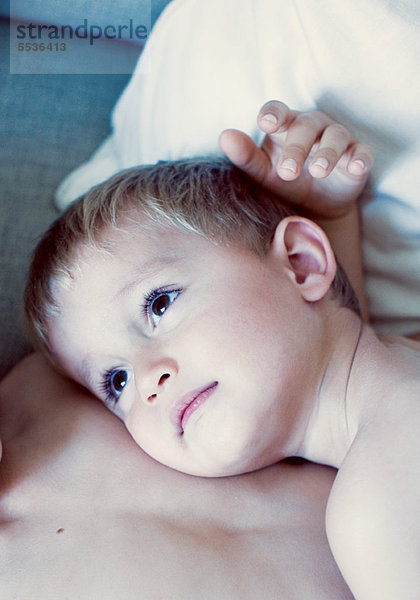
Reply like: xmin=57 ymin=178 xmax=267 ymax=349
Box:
xmin=114 ymin=253 xmax=184 ymax=301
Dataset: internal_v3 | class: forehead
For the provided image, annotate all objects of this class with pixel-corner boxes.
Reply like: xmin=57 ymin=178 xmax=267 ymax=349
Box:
xmin=100 ymin=215 xmax=195 ymax=261
xmin=71 ymin=219 xmax=200 ymax=282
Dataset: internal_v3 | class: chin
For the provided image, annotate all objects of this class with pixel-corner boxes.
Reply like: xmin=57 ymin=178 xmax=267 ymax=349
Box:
xmin=179 ymin=451 xmax=270 ymax=479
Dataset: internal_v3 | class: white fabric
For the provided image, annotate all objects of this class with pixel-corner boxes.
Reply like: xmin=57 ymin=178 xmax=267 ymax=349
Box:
xmin=56 ymin=0 xmax=420 ymax=335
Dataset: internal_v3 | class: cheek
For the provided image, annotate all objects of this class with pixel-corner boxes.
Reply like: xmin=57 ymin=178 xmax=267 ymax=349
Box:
xmin=177 ymin=307 xmax=286 ymax=394
xmin=124 ymin=400 xmax=178 ymax=460
xmin=208 ymin=292 xmax=288 ymax=365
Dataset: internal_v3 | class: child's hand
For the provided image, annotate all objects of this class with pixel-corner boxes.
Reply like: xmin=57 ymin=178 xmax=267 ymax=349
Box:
xmin=219 ymin=100 xmax=373 ymax=220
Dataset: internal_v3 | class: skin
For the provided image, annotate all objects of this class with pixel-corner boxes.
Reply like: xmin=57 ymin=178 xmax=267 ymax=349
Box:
xmin=48 ymin=218 xmax=420 ymax=599
xmin=46 ymin=102 xmax=420 ymax=598
xmin=0 ymin=353 xmax=354 ymax=600
xmin=3 ymin=101 xmax=418 ymax=598
xmin=47 ymin=100 xmax=374 ymax=479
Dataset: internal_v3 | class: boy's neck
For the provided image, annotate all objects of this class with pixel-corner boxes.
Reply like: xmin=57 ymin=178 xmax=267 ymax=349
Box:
xmin=298 ymin=314 xmax=419 ymax=468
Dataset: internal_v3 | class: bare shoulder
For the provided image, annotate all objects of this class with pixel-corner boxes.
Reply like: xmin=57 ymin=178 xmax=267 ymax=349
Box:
xmin=326 ymin=332 xmax=420 ymax=598
xmin=326 ymin=412 xmax=420 ymax=600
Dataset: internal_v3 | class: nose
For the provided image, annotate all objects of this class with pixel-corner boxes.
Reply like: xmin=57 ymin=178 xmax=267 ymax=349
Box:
xmin=137 ymin=358 xmax=178 ymax=404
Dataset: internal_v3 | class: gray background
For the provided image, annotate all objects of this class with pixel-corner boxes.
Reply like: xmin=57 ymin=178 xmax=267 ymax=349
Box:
xmin=0 ymin=1 xmax=171 ymax=379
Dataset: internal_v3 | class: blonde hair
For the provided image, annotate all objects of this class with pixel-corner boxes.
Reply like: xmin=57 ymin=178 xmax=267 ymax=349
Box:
xmin=24 ymin=158 xmax=359 ymax=358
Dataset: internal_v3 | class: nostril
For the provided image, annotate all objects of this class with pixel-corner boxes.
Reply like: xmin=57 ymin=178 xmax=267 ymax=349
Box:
xmin=145 ymin=373 xmax=171 ymax=404
xmin=158 ymin=373 xmax=170 ymax=386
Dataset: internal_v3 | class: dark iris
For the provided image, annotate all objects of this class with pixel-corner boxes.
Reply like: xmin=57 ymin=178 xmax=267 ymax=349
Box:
xmin=152 ymin=294 xmax=171 ymax=316
xmin=111 ymin=370 xmax=128 ymax=393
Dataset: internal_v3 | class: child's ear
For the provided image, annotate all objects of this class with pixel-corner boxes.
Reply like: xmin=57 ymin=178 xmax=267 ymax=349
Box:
xmin=271 ymin=216 xmax=337 ymax=302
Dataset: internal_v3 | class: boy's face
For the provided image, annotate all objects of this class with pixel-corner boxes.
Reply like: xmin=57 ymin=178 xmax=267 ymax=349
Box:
xmin=49 ymin=217 xmax=322 ymax=477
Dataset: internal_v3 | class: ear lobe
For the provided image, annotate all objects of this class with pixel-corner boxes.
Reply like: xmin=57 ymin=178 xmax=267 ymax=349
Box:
xmin=272 ymin=216 xmax=337 ymax=302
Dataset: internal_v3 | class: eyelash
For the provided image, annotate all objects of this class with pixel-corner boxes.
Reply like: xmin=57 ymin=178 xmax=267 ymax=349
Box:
xmin=100 ymin=368 xmax=128 ymax=407
xmin=142 ymin=286 xmax=183 ymax=328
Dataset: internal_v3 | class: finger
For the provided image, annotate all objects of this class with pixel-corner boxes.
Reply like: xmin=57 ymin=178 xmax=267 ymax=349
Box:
xmin=276 ymin=111 xmax=331 ymax=180
xmin=346 ymin=142 xmax=374 ymax=176
xmin=218 ymin=129 xmax=271 ymax=184
xmin=257 ymin=100 xmax=294 ymax=134
xmin=309 ymin=123 xmax=355 ymax=178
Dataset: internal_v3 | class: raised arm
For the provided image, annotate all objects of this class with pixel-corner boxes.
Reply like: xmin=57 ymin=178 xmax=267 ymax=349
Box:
xmin=219 ymin=100 xmax=374 ymax=320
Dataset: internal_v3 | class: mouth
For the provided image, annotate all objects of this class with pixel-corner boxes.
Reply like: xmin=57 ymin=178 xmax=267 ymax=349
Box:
xmin=171 ymin=381 xmax=218 ymax=434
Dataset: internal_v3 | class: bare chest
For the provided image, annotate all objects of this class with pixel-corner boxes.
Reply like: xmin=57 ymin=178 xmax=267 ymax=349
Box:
xmin=0 ymin=461 xmax=353 ymax=600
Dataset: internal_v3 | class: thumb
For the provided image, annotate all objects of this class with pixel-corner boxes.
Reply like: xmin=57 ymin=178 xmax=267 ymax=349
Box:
xmin=218 ymin=129 xmax=271 ymax=185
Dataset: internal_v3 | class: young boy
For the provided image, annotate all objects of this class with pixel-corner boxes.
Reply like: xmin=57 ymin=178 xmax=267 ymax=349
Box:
xmin=25 ymin=102 xmax=419 ymax=599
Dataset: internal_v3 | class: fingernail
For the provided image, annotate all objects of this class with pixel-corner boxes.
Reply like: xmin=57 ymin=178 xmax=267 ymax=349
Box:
xmin=313 ymin=157 xmax=329 ymax=170
xmin=262 ymin=113 xmax=277 ymax=124
xmin=281 ymin=158 xmax=298 ymax=173
xmin=352 ymin=159 xmax=366 ymax=170
xmin=348 ymin=159 xmax=366 ymax=175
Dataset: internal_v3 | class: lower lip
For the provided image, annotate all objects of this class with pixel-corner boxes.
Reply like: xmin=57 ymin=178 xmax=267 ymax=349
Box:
xmin=181 ymin=382 xmax=218 ymax=432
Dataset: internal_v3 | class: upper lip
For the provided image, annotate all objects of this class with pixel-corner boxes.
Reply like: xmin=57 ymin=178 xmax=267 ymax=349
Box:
xmin=170 ymin=381 xmax=218 ymax=433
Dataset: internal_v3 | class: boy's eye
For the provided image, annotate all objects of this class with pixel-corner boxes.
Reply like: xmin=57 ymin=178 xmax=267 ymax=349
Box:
xmin=151 ymin=294 xmax=172 ymax=317
xmin=101 ymin=368 xmax=128 ymax=405
xmin=145 ymin=288 xmax=182 ymax=327
xmin=110 ymin=369 xmax=128 ymax=394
